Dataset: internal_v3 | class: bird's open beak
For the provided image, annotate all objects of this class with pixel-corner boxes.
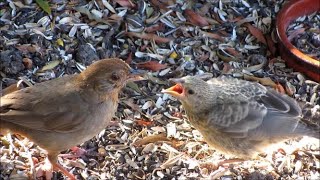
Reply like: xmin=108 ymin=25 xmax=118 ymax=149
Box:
xmin=127 ymin=69 xmax=145 ymax=81
xmin=161 ymin=83 xmax=185 ymax=99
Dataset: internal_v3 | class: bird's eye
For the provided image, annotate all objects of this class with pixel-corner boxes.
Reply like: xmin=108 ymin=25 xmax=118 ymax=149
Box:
xmin=111 ymin=72 xmax=120 ymax=81
xmin=187 ymin=89 xmax=195 ymax=95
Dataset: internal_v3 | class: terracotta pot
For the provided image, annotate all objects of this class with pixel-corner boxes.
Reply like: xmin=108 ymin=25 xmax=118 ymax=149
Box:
xmin=276 ymin=0 xmax=320 ymax=82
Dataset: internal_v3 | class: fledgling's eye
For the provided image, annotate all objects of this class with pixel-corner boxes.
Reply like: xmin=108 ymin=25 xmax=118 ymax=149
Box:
xmin=187 ymin=89 xmax=195 ymax=95
xmin=111 ymin=72 xmax=120 ymax=81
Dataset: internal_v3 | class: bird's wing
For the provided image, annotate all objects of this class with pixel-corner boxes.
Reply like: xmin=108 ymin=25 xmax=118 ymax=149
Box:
xmin=206 ymin=78 xmax=304 ymax=140
xmin=0 ymin=76 xmax=90 ymax=133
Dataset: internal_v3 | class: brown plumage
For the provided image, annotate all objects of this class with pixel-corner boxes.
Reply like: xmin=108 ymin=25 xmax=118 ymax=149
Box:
xmin=0 ymin=58 xmax=141 ymax=179
xmin=162 ymin=76 xmax=319 ymax=159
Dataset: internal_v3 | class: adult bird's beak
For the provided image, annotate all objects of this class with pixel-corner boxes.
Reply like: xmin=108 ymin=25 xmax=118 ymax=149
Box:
xmin=161 ymin=82 xmax=185 ymax=99
xmin=127 ymin=69 xmax=145 ymax=81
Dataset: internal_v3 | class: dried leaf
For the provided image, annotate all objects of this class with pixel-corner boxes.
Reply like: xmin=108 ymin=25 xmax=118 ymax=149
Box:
xmin=229 ymin=16 xmax=244 ymax=23
xmin=145 ymin=23 xmax=166 ymax=33
xmin=125 ymin=155 xmax=139 ymax=169
xmin=198 ymin=2 xmax=211 ymax=16
xmin=102 ymin=0 xmax=116 ymax=13
xmin=244 ymin=23 xmax=267 ymax=45
xmin=200 ymin=30 xmax=224 ymax=42
xmin=136 ymin=61 xmax=167 ymax=71
xmin=244 ymin=64 xmax=264 ymax=72
xmin=70 ymin=146 xmax=87 ymax=157
xmin=285 ymin=82 xmax=295 ymax=96
xmin=217 ymin=50 xmax=235 ymax=62
xmin=275 ymin=82 xmax=286 ymax=94
xmin=114 ymin=0 xmax=136 ymax=8
xmin=125 ymin=52 xmax=133 ymax=64
xmin=35 ymin=0 xmax=51 ymax=15
xmin=160 ymin=153 xmax=184 ymax=169
xmin=287 ymin=28 xmax=305 ymax=41
xmin=184 ymin=9 xmax=209 ymax=27
xmin=266 ymin=35 xmax=276 ymax=56
xmin=142 ymin=143 xmax=158 ymax=153
xmin=149 ymin=0 xmax=168 ymax=10
xmin=133 ymin=134 xmax=170 ymax=146
xmin=222 ymin=63 xmax=232 ymax=74
xmin=22 ymin=58 xmax=33 ymax=69
xmin=40 ymin=60 xmax=60 ymax=72
xmin=126 ymin=32 xmax=172 ymax=43
xmin=225 ymin=47 xmax=240 ymax=57
xmin=160 ymin=143 xmax=180 ymax=154
xmin=16 ymin=44 xmax=42 ymax=54
xmin=109 ymin=14 xmax=122 ymax=21
xmin=135 ymin=119 xmax=153 ymax=127
xmin=243 ymin=74 xmax=276 ymax=88
xmin=197 ymin=53 xmax=210 ymax=62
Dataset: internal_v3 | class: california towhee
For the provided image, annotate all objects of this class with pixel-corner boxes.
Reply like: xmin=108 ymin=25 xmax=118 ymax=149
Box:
xmin=162 ymin=76 xmax=319 ymax=159
xmin=0 ymin=58 xmax=142 ymax=179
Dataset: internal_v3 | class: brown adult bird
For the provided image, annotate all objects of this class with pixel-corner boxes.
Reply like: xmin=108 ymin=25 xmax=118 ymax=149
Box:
xmin=162 ymin=76 xmax=319 ymax=159
xmin=0 ymin=58 xmax=142 ymax=179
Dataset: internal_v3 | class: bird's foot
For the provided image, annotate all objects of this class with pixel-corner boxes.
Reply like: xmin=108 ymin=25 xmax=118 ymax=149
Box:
xmin=34 ymin=157 xmax=53 ymax=180
xmin=59 ymin=146 xmax=87 ymax=159
xmin=59 ymin=146 xmax=99 ymax=160
xmin=34 ymin=157 xmax=76 ymax=180
xmin=53 ymin=163 xmax=76 ymax=180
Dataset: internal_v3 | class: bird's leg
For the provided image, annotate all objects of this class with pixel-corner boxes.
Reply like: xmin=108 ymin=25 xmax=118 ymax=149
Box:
xmin=48 ymin=154 xmax=76 ymax=180
xmin=52 ymin=163 xmax=76 ymax=180
xmin=59 ymin=146 xmax=87 ymax=159
xmin=58 ymin=146 xmax=99 ymax=161
xmin=59 ymin=121 xmax=120 ymax=160
xmin=34 ymin=157 xmax=54 ymax=180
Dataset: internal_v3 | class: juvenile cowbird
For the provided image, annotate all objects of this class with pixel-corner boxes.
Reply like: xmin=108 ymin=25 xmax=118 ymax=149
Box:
xmin=0 ymin=58 xmax=141 ymax=179
xmin=162 ymin=76 xmax=319 ymax=159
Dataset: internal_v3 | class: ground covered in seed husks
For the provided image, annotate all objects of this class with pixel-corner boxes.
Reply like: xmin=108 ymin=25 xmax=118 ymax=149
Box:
xmin=0 ymin=0 xmax=319 ymax=179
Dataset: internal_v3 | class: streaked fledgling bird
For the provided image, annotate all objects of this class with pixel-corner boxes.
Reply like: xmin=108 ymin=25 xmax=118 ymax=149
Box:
xmin=162 ymin=76 xmax=319 ymax=159
xmin=0 ymin=58 xmax=142 ymax=179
